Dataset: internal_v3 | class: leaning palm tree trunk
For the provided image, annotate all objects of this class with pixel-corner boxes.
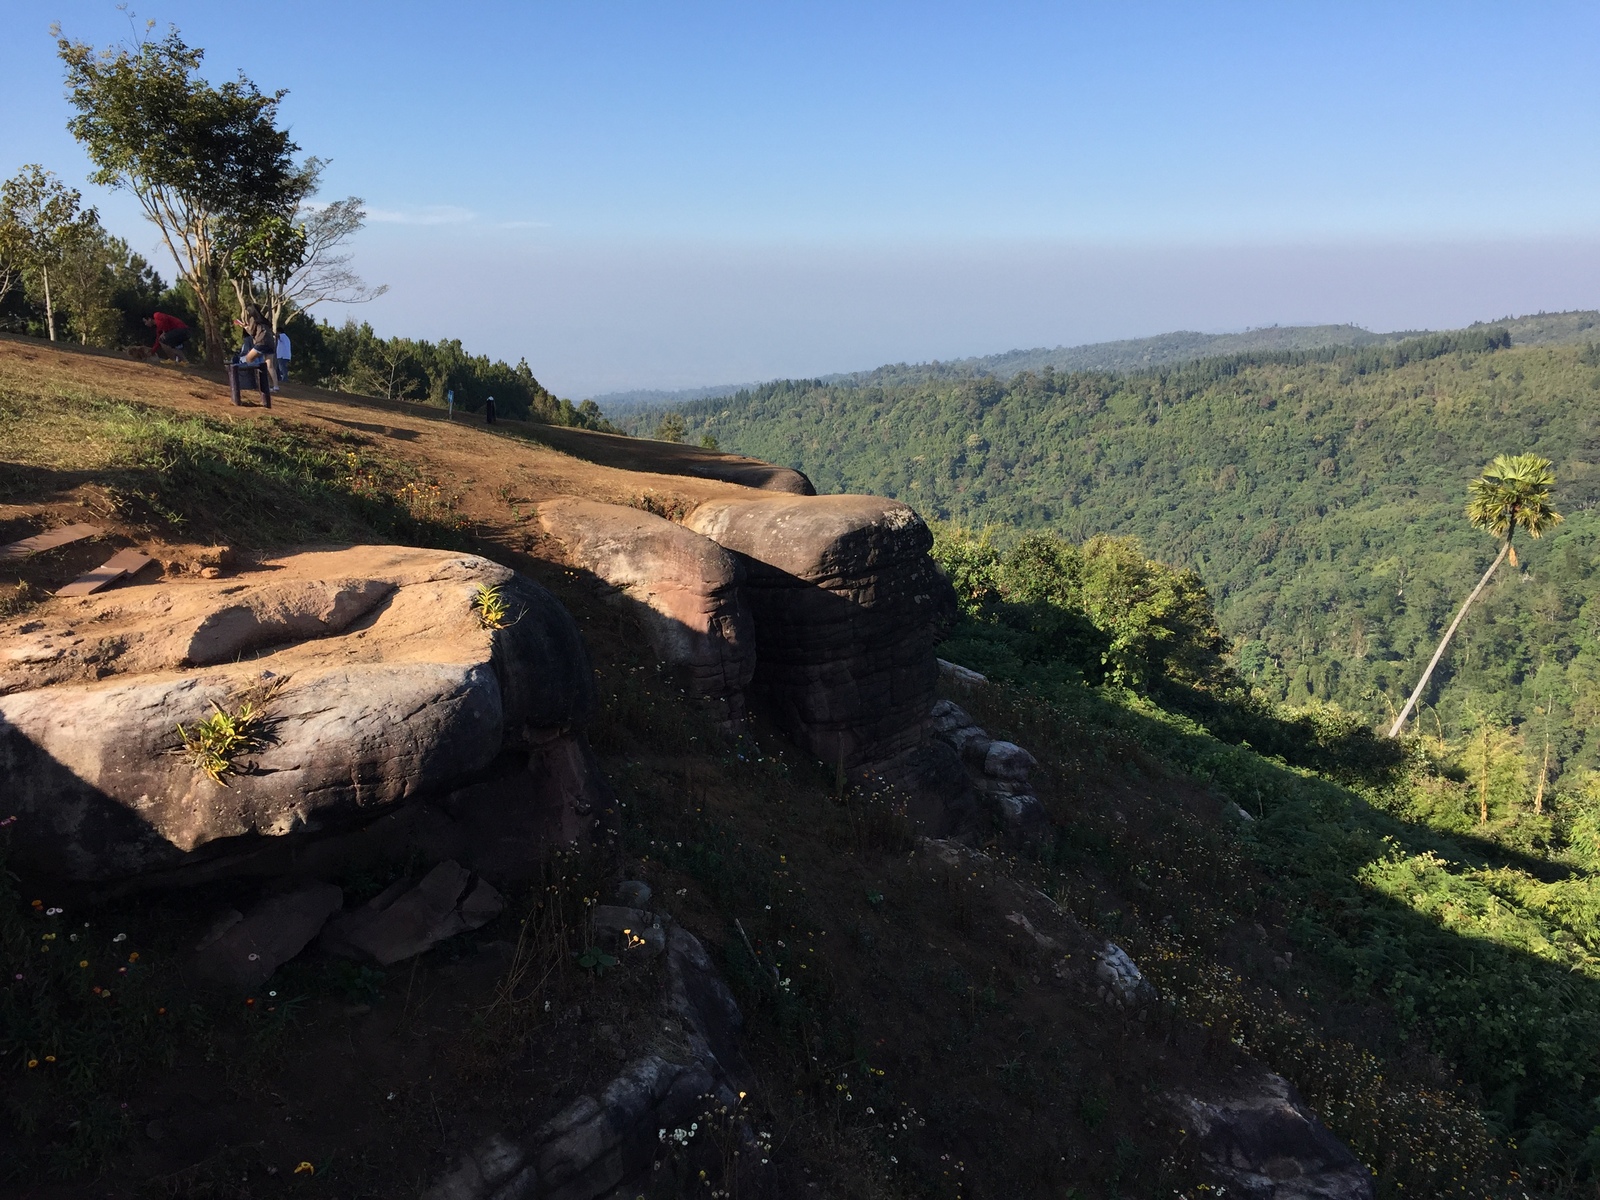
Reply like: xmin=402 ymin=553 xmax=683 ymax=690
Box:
xmin=1388 ymin=541 xmax=1511 ymax=738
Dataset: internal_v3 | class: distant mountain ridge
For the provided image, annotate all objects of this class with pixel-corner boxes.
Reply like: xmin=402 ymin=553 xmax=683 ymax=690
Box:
xmin=592 ymin=310 xmax=1600 ymax=414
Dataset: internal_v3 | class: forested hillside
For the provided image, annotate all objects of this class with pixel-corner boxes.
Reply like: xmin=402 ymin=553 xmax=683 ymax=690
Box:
xmin=639 ymin=328 xmax=1600 ymax=783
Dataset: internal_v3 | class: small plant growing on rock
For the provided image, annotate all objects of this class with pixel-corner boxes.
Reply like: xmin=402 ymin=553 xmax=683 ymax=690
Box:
xmin=472 ymin=583 xmax=517 ymax=630
xmin=177 ymin=701 xmax=268 ymax=785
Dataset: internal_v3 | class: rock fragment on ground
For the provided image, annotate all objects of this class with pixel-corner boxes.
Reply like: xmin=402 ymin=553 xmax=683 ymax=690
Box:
xmin=927 ymin=699 xmax=1048 ymax=836
xmin=1171 ymin=1074 xmax=1375 ymax=1200
xmin=321 ymin=860 xmax=504 ymax=966
xmin=1095 ymin=942 xmax=1155 ymax=1007
xmin=191 ymin=880 xmax=342 ymax=991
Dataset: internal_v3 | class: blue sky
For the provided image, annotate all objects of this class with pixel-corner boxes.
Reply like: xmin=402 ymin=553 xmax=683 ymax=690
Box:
xmin=4 ymin=2 xmax=1598 ymax=395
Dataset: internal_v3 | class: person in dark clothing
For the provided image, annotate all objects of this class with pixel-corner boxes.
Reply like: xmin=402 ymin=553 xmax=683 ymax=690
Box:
xmin=485 ymin=395 xmax=497 ymax=424
xmin=232 ymin=303 xmax=279 ymax=392
xmin=143 ymin=312 xmax=189 ymax=363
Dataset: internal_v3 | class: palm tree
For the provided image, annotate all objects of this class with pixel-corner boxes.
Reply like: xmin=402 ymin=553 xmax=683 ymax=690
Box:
xmin=1388 ymin=454 xmax=1563 ymax=739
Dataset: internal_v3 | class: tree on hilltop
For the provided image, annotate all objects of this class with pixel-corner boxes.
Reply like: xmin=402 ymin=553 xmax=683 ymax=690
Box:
xmin=57 ymin=24 xmax=299 ymax=363
xmin=0 ymin=165 xmax=102 ymax=342
xmin=226 ymin=159 xmax=387 ymax=333
xmin=1389 ymin=453 xmax=1563 ymax=738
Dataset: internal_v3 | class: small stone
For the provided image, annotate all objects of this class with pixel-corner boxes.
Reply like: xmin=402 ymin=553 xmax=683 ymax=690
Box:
xmin=198 ymin=566 xmax=222 ymax=579
xmin=1095 ymin=942 xmax=1154 ymax=1007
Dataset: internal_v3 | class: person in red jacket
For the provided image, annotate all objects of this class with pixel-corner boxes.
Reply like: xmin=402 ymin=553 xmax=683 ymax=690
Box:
xmin=143 ymin=312 xmax=189 ymax=363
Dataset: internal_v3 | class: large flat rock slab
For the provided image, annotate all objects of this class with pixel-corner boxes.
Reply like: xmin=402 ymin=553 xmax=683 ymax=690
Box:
xmin=0 ymin=546 xmax=596 ymax=884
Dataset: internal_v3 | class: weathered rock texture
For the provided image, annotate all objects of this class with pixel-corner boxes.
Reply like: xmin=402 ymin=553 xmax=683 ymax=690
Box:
xmin=684 ymin=494 xmax=956 ymax=767
xmin=1172 ymin=1075 xmax=1376 ymax=1200
xmin=0 ymin=546 xmax=601 ymax=885
xmin=423 ymin=921 xmax=753 ymax=1200
xmin=927 ymin=699 xmax=1047 ymax=836
xmin=537 ymin=497 xmax=755 ymax=721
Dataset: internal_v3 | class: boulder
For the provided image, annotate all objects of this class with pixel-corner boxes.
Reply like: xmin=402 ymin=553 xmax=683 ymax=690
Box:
xmin=1095 ymin=942 xmax=1155 ymax=1008
xmin=537 ymin=498 xmax=755 ymax=721
xmin=937 ymin=657 xmax=988 ymax=690
xmin=684 ymin=494 xmax=956 ymax=767
xmin=0 ymin=546 xmax=597 ymax=885
xmin=926 ymin=700 xmax=1047 ymax=837
xmin=191 ymin=881 xmax=343 ymax=991
xmin=321 ymin=860 xmax=503 ymax=966
xmin=1172 ymin=1074 xmax=1375 ymax=1200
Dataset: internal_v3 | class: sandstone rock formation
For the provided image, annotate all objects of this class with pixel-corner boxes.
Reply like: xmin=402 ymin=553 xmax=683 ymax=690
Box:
xmin=537 ymin=497 xmax=755 ymax=721
xmin=684 ymin=494 xmax=956 ymax=768
xmin=0 ymin=546 xmax=601 ymax=886
xmin=192 ymin=880 xmax=343 ymax=991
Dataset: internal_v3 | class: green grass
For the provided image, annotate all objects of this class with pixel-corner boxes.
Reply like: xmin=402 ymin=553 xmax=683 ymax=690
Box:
xmin=0 ymin=381 xmax=470 ymax=548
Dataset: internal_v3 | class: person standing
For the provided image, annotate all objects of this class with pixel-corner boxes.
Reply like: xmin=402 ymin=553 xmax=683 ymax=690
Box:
xmin=275 ymin=329 xmax=291 ymax=384
xmin=485 ymin=394 xmax=497 ymax=424
xmin=447 ymin=388 xmax=455 ymax=421
xmin=233 ymin=303 xmax=279 ymax=392
xmin=142 ymin=312 xmax=189 ymax=363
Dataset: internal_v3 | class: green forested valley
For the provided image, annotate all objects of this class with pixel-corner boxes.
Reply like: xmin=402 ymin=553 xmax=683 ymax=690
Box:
xmin=639 ymin=325 xmax=1600 ymax=775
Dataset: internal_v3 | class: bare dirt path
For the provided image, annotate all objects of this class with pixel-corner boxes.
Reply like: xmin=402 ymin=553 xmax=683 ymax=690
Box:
xmin=0 ymin=335 xmax=784 ymax=546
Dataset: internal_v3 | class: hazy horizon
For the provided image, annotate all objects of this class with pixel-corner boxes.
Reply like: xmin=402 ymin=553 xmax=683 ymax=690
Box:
xmin=5 ymin=2 xmax=1598 ymax=396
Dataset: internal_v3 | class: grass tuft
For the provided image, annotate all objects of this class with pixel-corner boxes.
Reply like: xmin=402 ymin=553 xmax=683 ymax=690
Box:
xmin=175 ymin=701 xmax=269 ymax=786
xmin=472 ymin=582 xmax=517 ymax=630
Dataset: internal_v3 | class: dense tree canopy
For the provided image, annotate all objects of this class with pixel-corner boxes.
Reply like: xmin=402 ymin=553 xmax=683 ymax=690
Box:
xmin=635 ymin=331 xmax=1600 ymax=788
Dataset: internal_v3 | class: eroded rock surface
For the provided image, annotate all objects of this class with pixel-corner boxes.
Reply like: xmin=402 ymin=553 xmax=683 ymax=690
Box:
xmin=684 ymin=494 xmax=956 ymax=766
xmin=1173 ymin=1075 xmax=1375 ymax=1200
xmin=927 ymin=699 xmax=1047 ymax=836
xmin=0 ymin=546 xmax=599 ymax=884
xmin=538 ymin=497 xmax=755 ymax=721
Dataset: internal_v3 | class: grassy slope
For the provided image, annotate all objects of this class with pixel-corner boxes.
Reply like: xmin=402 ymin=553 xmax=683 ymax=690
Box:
xmin=0 ymin=341 xmax=1561 ymax=1198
